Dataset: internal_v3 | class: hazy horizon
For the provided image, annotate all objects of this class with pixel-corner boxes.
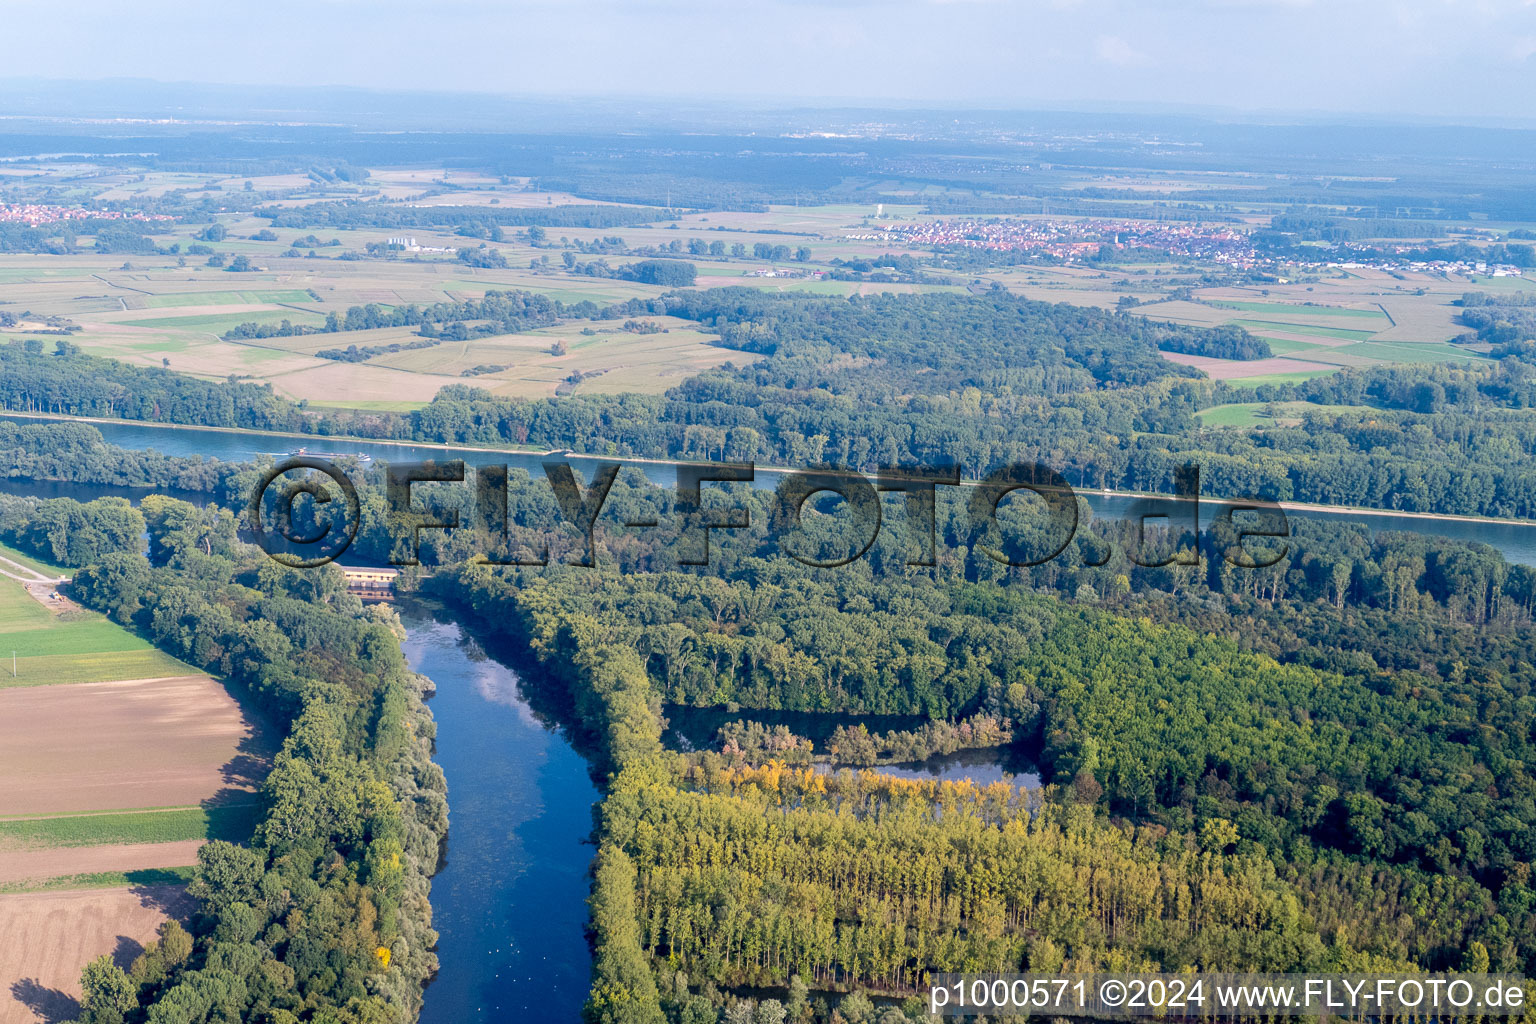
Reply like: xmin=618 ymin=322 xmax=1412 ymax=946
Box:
xmin=2 ymin=0 xmax=1532 ymax=123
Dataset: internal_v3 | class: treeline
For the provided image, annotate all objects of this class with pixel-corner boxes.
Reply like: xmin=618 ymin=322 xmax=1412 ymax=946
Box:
xmin=317 ymin=337 xmax=441 ymax=363
xmin=0 ymin=493 xmax=142 ymax=566
xmin=563 ymin=256 xmax=700 ymax=287
xmin=35 ymin=492 xmax=451 ymax=1024
xmin=221 ymin=288 xmax=564 ymax=341
xmin=1458 ymin=291 xmax=1536 ymax=349
xmin=16 ymin=287 xmax=1536 ymax=519
xmin=257 ymin=200 xmax=663 ymax=231
xmin=1266 ymin=215 xmax=1449 ymax=242
xmin=715 ymin=713 xmax=1014 ymax=767
xmin=1155 ymin=323 xmax=1271 ymax=360
xmin=0 ymin=343 xmax=304 ymax=432
xmin=0 ymin=419 xmax=253 ymax=504
xmin=1403 ymin=240 xmax=1536 ymax=268
xmin=922 ymin=194 xmax=1236 ymax=223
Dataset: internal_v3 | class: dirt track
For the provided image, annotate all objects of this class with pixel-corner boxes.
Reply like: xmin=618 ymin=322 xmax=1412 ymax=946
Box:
xmin=0 ymin=886 xmax=192 ymax=1024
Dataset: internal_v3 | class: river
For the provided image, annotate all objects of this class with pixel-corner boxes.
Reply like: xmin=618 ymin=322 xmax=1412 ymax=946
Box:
xmin=399 ymin=602 xmax=599 ymax=1024
xmin=7 ymin=412 xmax=1536 ymax=565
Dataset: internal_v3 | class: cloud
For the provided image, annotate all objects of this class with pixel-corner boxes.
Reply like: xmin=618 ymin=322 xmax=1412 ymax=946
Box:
xmin=1093 ymin=34 xmax=1153 ymax=65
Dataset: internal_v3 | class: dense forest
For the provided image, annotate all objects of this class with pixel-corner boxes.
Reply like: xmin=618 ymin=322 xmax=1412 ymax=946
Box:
xmin=1458 ymin=291 xmax=1536 ymax=349
xmin=436 ymin=551 xmax=1536 ymax=1022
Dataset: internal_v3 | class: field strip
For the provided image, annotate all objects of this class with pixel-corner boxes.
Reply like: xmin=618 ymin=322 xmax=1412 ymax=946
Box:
xmin=0 ymin=651 xmax=195 ymax=690
xmin=0 ymin=841 xmax=203 ymax=885
xmin=0 ymin=801 xmax=255 ymax=823
xmin=0 ymin=866 xmax=193 ymax=896
xmin=0 ymin=803 xmax=260 ymax=851
xmin=0 ymin=674 xmax=268 ymax=816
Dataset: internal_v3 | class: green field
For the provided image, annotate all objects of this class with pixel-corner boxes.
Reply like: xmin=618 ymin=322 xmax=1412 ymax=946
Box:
xmin=1213 ymin=301 xmax=1387 ymax=319
xmin=0 ymin=804 xmax=259 ymax=850
xmin=0 ymin=577 xmax=191 ymax=687
xmin=1197 ymin=401 xmax=1372 ymax=427
xmin=144 ymin=289 xmax=315 ymax=308
xmin=117 ymin=310 xmax=326 ymax=332
xmin=1234 ymin=320 xmax=1380 ymax=342
xmin=1223 ymin=369 xmax=1340 ymax=387
xmin=0 ymin=865 xmax=195 ymax=894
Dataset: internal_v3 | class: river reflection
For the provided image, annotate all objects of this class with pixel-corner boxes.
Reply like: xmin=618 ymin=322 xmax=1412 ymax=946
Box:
xmin=812 ymin=745 xmax=1042 ymax=789
xmin=398 ymin=604 xmax=597 ymax=1024
xmin=665 ymin=704 xmax=1043 ymax=788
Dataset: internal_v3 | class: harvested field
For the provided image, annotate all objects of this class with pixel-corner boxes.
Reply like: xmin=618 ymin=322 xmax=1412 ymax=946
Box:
xmin=0 ymin=675 xmax=269 ymax=817
xmin=0 ymin=887 xmax=192 ymax=1024
xmin=0 ymin=842 xmax=205 ymax=887
xmin=1159 ymin=352 xmax=1340 ymax=379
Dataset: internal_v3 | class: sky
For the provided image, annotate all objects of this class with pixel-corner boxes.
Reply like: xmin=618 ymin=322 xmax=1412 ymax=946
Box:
xmin=6 ymin=0 xmax=1535 ymax=121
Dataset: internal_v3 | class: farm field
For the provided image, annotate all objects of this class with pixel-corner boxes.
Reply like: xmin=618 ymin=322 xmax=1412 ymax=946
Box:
xmin=359 ymin=318 xmax=749 ymax=398
xmin=0 ymin=248 xmax=754 ymax=406
xmin=1160 ymin=351 xmax=1341 ymax=380
xmin=0 ymin=579 xmax=269 ymax=1024
xmin=0 ymin=168 xmax=1511 ymax=405
xmin=0 ymin=578 xmax=189 ymax=688
xmin=0 ymin=887 xmax=193 ymax=1024
xmin=1139 ymin=285 xmax=1484 ymax=382
xmin=0 ymin=673 xmax=268 ymax=817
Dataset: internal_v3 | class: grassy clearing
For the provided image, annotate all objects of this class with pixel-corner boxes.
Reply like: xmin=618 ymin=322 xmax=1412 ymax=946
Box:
xmin=1224 ymin=370 xmax=1341 ymax=387
xmin=0 ymin=866 xmax=195 ymax=895
xmin=0 ymin=804 xmax=260 ymax=850
xmin=0 ymin=578 xmax=190 ymax=687
xmin=1196 ymin=401 xmax=1370 ymax=427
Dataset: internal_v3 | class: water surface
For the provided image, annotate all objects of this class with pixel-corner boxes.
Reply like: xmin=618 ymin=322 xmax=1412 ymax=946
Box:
xmin=399 ymin=605 xmax=598 ymax=1024
xmin=9 ymin=413 xmax=1534 ymax=565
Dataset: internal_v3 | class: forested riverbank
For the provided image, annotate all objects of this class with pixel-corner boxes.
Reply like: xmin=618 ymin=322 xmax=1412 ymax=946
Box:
xmin=0 ymin=493 xmax=449 ymax=1024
